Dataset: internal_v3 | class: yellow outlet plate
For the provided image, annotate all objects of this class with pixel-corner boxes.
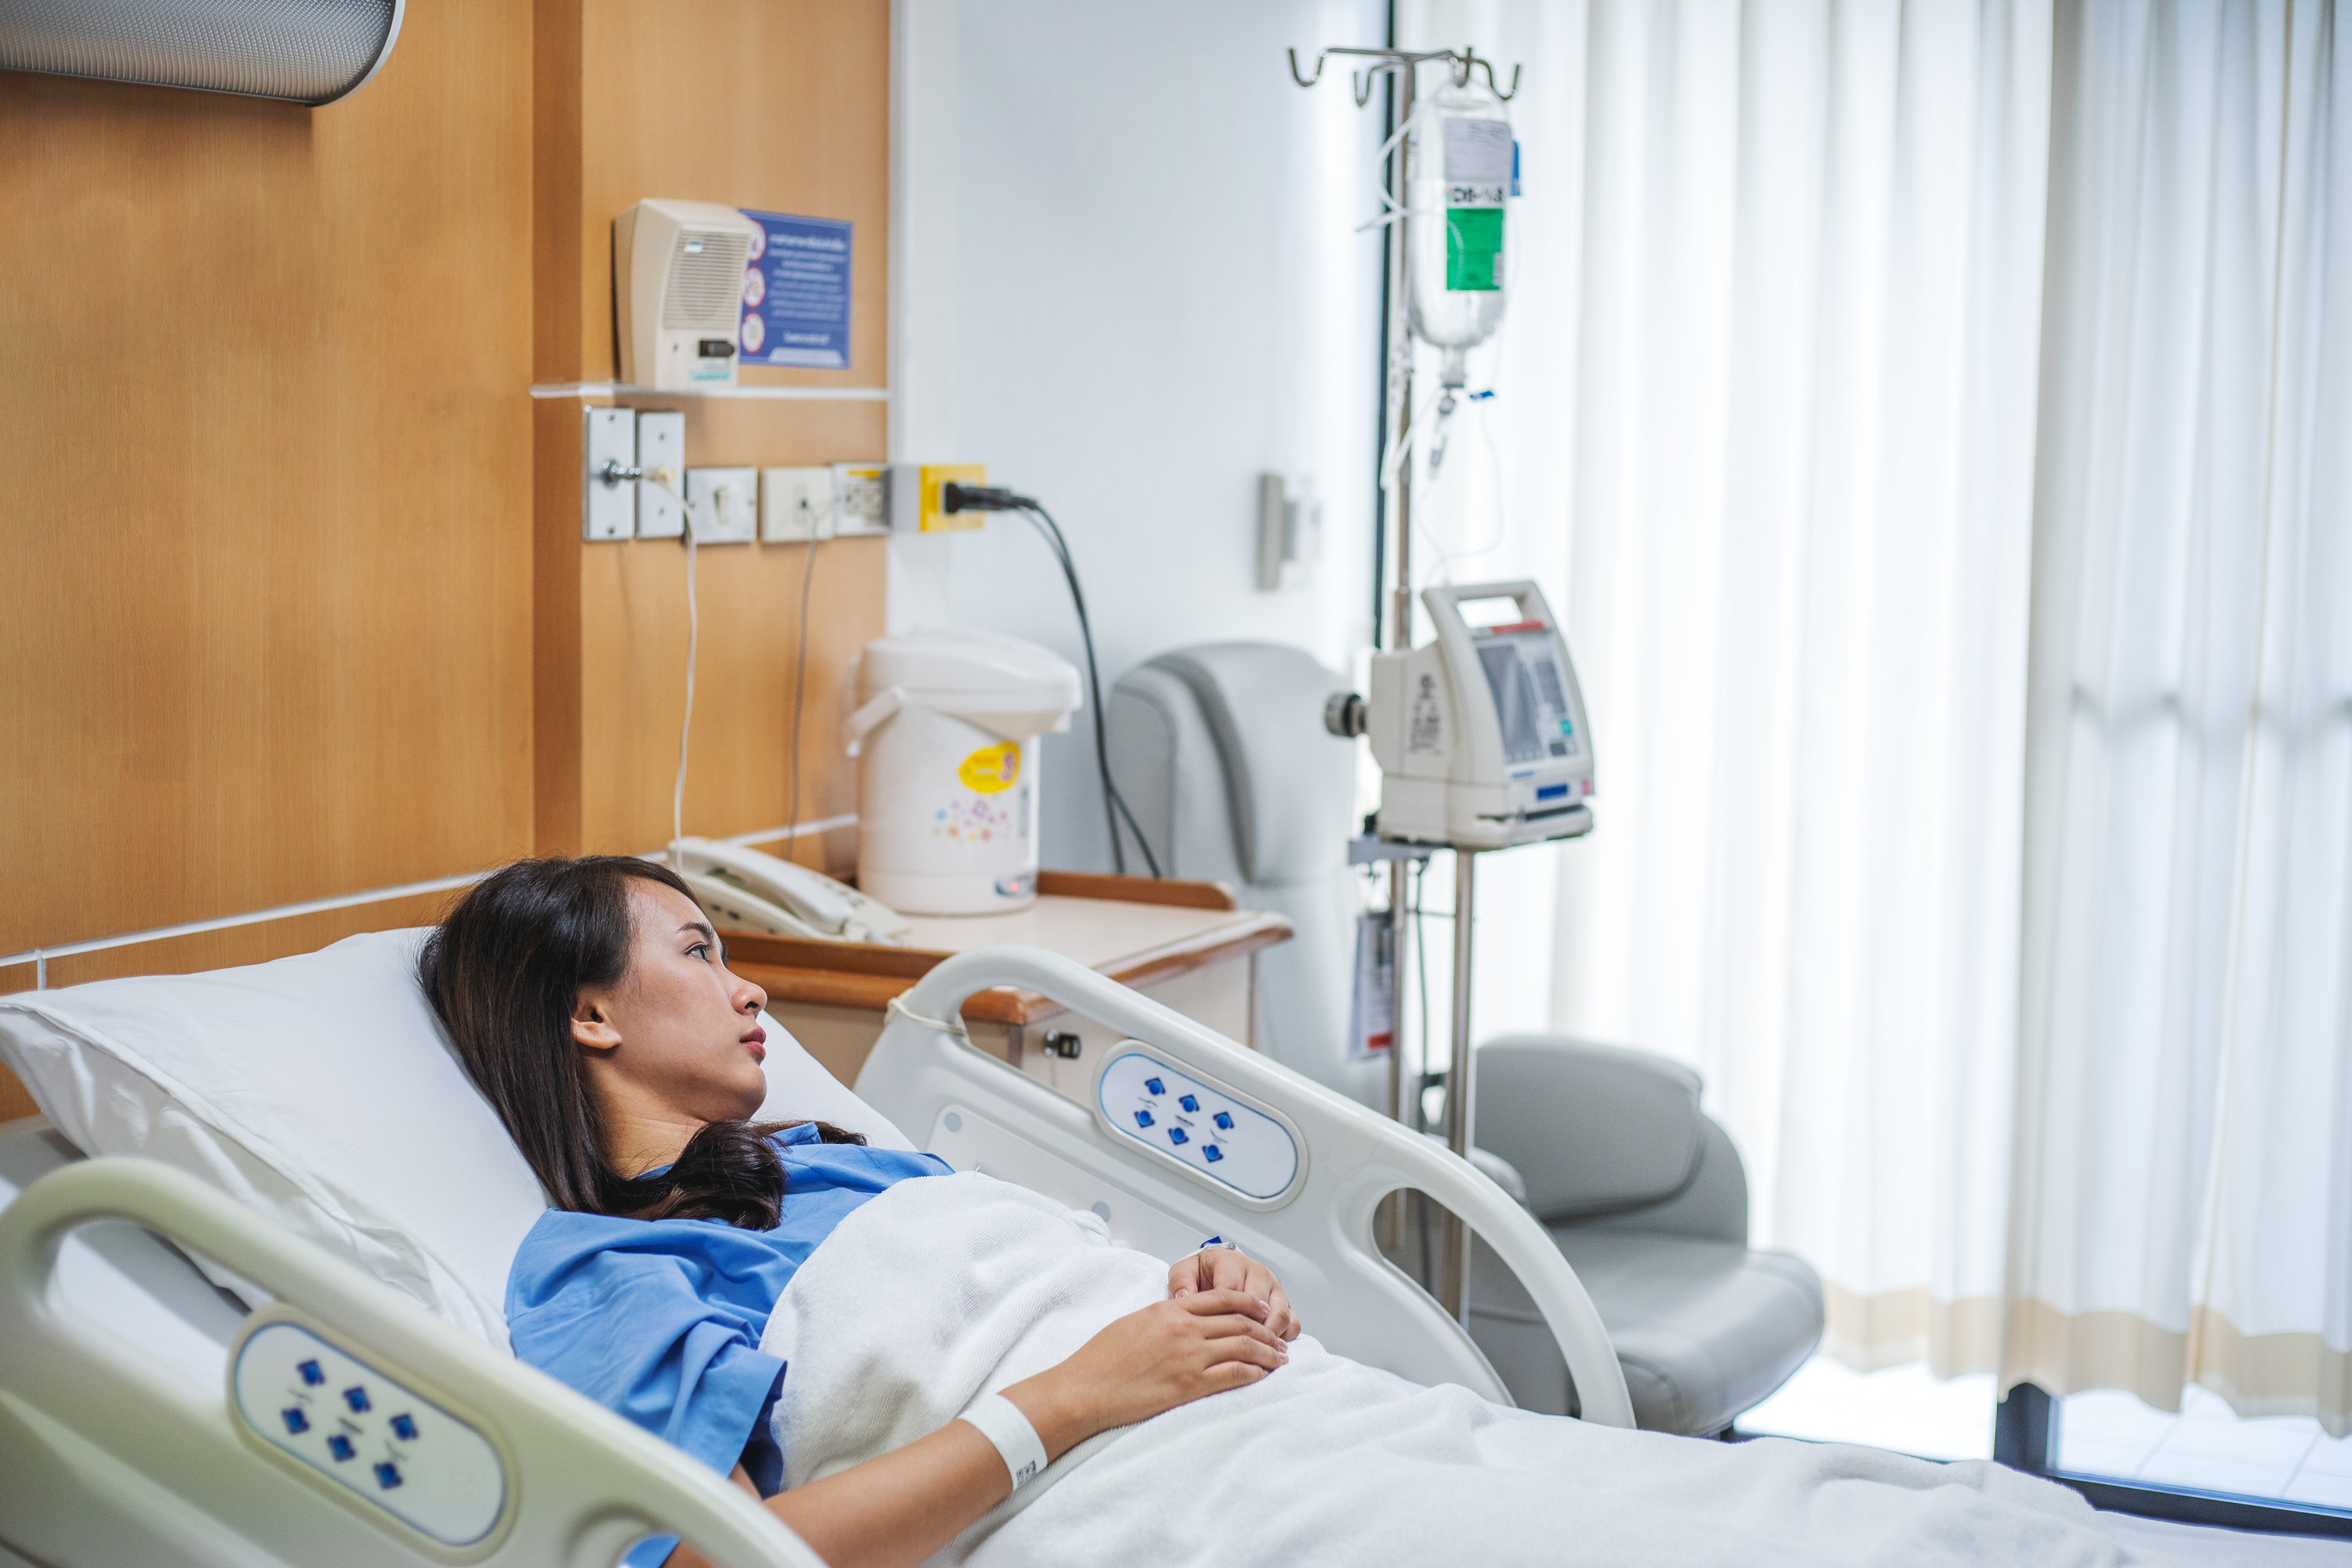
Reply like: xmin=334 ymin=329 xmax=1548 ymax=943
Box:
xmin=920 ymin=463 xmax=987 ymax=532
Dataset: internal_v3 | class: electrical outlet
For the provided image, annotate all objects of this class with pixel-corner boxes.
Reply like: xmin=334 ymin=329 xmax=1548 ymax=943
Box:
xmin=760 ymin=467 xmax=835 ymax=543
xmin=636 ymin=411 xmax=686 ymax=539
xmin=887 ymin=462 xmax=987 ymax=532
xmin=685 ymin=467 xmax=757 ymax=543
xmin=832 ymin=462 xmax=887 ymax=534
xmin=582 ymin=409 xmax=635 ymax=541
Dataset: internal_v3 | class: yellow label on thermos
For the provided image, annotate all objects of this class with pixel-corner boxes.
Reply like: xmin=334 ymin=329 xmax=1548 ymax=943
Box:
xmin=958 ymin=741 xmax=1021 ymax=794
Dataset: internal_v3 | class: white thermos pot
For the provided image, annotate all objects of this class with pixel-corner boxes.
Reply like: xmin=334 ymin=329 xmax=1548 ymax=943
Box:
xmin=843 ymin=629 xmax=1081 ymax=915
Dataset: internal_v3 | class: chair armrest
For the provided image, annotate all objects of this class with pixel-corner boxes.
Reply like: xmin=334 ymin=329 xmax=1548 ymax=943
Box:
xmin=1474 ymin=1035 xmax=1707 ymax=1221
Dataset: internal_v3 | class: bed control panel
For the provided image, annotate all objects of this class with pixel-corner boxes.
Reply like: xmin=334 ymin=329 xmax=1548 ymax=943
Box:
xmin=232 ymin=1320 xmax=506 ymax=1548
xmin=1098 ymin=1049 xmax=1300 ymax=1202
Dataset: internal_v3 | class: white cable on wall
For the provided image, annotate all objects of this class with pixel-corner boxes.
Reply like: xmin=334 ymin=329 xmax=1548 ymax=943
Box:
xmin=784 ymin=533 xmax=824 ymax=865
xmin=671 ymin=517 xmax=699 ymax=867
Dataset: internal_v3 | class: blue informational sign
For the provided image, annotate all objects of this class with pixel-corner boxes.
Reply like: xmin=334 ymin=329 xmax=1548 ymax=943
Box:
xmin=738 ymin=210 xmax=852 ymax=369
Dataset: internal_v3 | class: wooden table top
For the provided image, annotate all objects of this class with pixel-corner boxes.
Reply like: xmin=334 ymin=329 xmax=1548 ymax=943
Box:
xmin=724 ymin=871 xmax=1292 ymax=1027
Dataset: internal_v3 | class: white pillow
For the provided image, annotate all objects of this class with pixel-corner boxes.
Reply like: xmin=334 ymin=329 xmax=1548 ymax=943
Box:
xmin=0 ymin=928 xmax=912 ymax=1349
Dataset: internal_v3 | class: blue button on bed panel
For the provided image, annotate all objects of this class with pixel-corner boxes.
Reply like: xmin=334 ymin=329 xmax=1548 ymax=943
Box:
xmin=1134 ymin=1109 xmax=1154 ymax=1128
xmin=1096 ymin=1050 xmax=1302 ymax=1203
xmin=234 ymin=1319 xmax=507 ymax=1548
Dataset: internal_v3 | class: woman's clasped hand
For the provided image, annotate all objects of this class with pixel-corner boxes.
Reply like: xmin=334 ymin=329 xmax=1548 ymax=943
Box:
xmin=1003 ymin=1247 xmax=1303 ymax=1446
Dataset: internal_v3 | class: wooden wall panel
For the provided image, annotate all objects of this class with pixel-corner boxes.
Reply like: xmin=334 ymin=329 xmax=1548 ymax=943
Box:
xmin=0 ymin=1 xmax=536 ymax=960
xmin=577 ymin=528 xmax=883 ymax=874
xmin=535 ymin=0 xmax=893 ymax=871
xmin=568 ymin=0 xmax=891 ymax=390
xmin=2 ymin=0 xmax=891 ymax=1119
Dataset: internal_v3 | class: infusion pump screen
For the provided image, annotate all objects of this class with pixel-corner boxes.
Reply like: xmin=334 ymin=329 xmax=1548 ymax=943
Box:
xmin=1474 ymin=631 xmax=1581 ymax=767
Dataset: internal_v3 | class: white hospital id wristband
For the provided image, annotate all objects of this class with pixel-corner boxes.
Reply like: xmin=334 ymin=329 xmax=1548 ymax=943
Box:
xmin=960 ymin=1392 xmax=1050 ymax=1490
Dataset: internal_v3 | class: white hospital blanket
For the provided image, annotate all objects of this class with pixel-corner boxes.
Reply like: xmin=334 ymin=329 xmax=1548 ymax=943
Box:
xmin=761 ymin=1172 xmax=2187 ymax=1566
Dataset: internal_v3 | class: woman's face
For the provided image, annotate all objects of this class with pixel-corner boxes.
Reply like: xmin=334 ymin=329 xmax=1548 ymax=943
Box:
xmin=572 ymin=880 xmax=772 ymax=1147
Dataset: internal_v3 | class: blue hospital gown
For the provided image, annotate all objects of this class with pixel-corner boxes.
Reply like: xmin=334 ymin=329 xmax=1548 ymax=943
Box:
xmin=506 ymin=1121 xmax=948 ymax=1563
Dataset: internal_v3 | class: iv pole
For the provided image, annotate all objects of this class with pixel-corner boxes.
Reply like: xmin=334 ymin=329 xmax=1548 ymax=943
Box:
xmin=1290 ymin=42 xmax=1519 ymax=1323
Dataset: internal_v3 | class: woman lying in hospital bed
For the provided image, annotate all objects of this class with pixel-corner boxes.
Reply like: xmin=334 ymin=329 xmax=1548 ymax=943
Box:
xmin=421 ymin=857 xmax=2169 ymax=1568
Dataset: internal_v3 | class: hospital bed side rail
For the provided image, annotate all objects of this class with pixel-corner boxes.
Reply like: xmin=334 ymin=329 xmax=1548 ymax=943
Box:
xmin=0 ymin=1156 xmax=824 ymax=1568
xmin=859 ymin=943 xmax=1637 ymax=1428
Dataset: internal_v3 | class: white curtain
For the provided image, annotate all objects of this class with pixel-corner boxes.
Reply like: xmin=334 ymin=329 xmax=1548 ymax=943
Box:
xmin=1406 ymin=0 xmax=2053 ymax=1373
xmin=1403 ymin=0 xmax=2352 ymax=1430
xmin=2012 ymin=0 xmax=2352 ymax=1429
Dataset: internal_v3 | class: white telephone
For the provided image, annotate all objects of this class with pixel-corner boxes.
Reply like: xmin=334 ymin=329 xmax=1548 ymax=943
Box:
xmin=667 ymin=837 xmax=914 ymax=946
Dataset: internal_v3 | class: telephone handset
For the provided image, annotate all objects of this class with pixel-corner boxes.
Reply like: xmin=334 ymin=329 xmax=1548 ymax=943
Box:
xmin=668 ymin=837 xmax=913 ymax=946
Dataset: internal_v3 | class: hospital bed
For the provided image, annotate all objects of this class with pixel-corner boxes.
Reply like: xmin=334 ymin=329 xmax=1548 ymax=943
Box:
xmin=0 ymin=932 xmax=2339 ymax=1566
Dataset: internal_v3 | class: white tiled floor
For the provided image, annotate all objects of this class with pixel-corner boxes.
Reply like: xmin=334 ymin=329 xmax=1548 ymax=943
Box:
xmin=1738 ymin=1356 xmax=2352 ymax=1515
xmin=2060 ymin=1384 xmax=2352 ymax=1512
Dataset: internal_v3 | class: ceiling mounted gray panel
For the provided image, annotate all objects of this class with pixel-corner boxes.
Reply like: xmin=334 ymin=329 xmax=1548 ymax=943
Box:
xmin=0 ymin=0 xmax=403 ymax=104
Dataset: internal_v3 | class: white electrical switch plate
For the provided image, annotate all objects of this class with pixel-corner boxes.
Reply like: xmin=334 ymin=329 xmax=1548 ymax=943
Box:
xmin=832 ymin=461 xmax=887 ymax=535
xmin=635 ymin=411 xmax=686 ymax=539
xmin=686 ymin=467 xmax=758 ymax=544
xmin=583 ymin=408 xmax=636 ymax=541
xmin=1254 ymin=471 xmax=1322 ymax=591
xmin=760 ymin=467 xmax=836 ymax=543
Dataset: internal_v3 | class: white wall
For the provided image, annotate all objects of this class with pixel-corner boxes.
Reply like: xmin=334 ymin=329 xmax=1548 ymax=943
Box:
xmin=895 ymin=0 xmax=1386 ymax=873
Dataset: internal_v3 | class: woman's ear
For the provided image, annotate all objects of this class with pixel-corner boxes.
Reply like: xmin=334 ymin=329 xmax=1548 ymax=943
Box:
xmin=572 ymin=993 xmax=623 ymax=1054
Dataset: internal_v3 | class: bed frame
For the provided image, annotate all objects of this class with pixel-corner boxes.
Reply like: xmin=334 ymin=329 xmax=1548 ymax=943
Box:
xmin=0 ymin=945 xmax=1630 ymax=1568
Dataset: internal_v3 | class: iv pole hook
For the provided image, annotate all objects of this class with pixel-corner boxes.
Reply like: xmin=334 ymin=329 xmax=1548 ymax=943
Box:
xmin=1290 ymin=45 xmax=1519 ymax=104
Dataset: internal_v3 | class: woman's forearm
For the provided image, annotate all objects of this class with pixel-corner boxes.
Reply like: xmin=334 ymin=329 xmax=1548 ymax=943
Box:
xmin=665 ymin=1287 xmax=1283 ymax=1568
xmin=663 ymin=1369 xmax=1096 ymax=1568
xmin=766 ymin=1417 xmax=1018 ymax=1568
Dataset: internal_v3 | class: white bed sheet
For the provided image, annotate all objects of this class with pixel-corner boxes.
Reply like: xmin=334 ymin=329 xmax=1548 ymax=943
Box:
xmin=5 ymin=1116 xmax=2345 ymax=1564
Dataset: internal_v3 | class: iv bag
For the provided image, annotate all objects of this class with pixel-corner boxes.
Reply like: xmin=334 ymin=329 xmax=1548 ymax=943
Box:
xmin=1406 ymin=76 xmax=1511 ymax=358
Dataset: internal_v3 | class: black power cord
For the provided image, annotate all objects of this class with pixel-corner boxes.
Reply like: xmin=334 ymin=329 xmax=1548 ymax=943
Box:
xmin=942 ymin=483 xmax=1163 ymax=878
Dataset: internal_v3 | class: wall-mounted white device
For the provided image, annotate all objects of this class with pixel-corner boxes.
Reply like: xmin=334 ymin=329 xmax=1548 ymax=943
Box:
xmin=1255 ymin=472 xmax=1323 ymax=592
xmin=1335 ymin=580 xmax=1594 ymax=851
xmin=614 ymin=199 xmax=761 ymax=391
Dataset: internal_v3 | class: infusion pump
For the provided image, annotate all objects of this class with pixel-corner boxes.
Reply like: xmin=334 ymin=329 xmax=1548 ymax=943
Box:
xmin=1334 ymin=581 xmax=1595 ymax=851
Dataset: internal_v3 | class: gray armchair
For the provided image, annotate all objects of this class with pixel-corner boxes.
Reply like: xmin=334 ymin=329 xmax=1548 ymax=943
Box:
xmin=1465 ymin=1036 xmax=1823 ymax=1435
xmin=1107 ymin=641 xmax=1824 ymax=1436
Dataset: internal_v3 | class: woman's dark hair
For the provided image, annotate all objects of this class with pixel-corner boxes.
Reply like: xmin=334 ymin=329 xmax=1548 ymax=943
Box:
xmin=418 ymin=855 xmax=863 ymax=1229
